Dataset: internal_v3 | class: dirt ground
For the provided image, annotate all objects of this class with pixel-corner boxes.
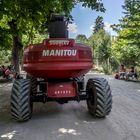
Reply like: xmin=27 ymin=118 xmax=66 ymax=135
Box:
xmin=0 ymin=73 xmax=140 ymax=140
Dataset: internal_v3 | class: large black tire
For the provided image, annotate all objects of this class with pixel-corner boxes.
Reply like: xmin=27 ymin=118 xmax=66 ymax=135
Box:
xmin=86 ymin=78 xmax=112 ymax=117
xmin=11 ymin=79 xmax=32 ymax=121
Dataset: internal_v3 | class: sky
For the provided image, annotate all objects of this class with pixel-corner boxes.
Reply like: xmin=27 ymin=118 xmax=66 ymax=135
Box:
xmin=68 ymin=0 xmax=125 ymax=38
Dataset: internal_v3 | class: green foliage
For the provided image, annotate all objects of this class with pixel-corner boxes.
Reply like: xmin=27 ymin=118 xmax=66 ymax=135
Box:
xmin=109 ymin=56 xmax=119 ymax=72
xmin=76 ymin=34 xmax=88 ymax=44
xmin=0 ymin=50 xmax=11 ymax=64
xmin=89 ymin=29 xmax=111 ymax=65
xmin=0 ymin=0 xmax=105 ymax=49
xmin=112 ymin=0 xmax=140 ymax=68
xmin=88 ymin=15 xmax=123 ymax=74
xmin=0 ymin=0 xmax=105 ymax=69
xmin=78 ymin=0 xmax=105 ymax=12
xmin=92 ymin=16 xmax=104 ymax=34
xmin=86 ymin=0 xmax=140 ymax=74
xmin=102 ymin=64 xmax=112 ymax=75
xmin=0 ymin=16 xmax=12 ymax=49
xmin=120 ymin=0 xmax=140 ymax=45
xmin=112 ymin=38 xmax=140 ymax=66
xmin=22 ymin=31 xmax=48 ymax=47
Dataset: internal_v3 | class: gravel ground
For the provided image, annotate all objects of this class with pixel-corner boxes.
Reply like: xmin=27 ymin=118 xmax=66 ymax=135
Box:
xmin=0 ymin=74 xmax=140 ymax=140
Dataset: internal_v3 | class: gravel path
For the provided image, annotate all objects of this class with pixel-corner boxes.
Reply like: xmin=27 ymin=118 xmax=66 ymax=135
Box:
xmin=0 ymin=74 xmax=140 ymax=140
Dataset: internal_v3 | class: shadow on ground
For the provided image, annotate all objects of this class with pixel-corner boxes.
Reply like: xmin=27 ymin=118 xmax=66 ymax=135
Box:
xmin=0 ymin=78 xmax=11 ymax=83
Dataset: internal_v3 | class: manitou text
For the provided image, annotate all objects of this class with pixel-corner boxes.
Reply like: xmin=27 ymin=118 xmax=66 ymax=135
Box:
xmin=42 ymin=50 xmax=77 ymax=56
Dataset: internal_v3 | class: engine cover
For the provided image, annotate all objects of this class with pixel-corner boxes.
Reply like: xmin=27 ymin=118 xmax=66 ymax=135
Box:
xmin=23 ymin=38 xmax=93 ymax=78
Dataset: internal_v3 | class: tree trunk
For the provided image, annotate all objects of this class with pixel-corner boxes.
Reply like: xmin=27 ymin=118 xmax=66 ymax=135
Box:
xmin=12 ymin=36 xmax=21 ymax=72
xmin=8 ymin=20 xmax=23 ymax=72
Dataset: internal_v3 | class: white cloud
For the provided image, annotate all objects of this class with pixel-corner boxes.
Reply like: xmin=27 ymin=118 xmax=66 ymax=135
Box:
xmin=79 ymin=6 xmax=87 ymax=10
xmin=90 ymin=24 xmax=94 ymax=31
xmin=104 ymin=22 xmax=112 ymax=32
xmin=89 ymin=22 xmax=114 ymax=35
xmin=68 ymin=23 xmax=78 ymax=33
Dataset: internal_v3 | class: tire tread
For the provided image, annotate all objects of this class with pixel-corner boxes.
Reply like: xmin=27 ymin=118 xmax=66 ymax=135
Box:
xmin=86 ymin=77 xmax=112 ymax=117
xmin=11 ymin=79 xmax=32 ymax=121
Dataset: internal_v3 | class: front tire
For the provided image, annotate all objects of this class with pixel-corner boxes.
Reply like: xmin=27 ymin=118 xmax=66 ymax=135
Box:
xmin=11 ymin=79 xmax=32 ymax=121
xmin=86 ymin=78 xmax=112 ymax=117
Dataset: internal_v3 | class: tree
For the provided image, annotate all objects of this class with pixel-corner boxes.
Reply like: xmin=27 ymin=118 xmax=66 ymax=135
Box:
xmin=0 ymin=0 xmax=105 ymax=71
xmin=76 ymin=34 xmax=88 ymax=44
xmin=111 ymin=0 xmax=140 ymax=67
xmin=89 ymin=16 xmax=111 ymax=67
xmin=111 ymin=33 xmax=140 ymax=66
xmin=89 ymin=29 xmax=111 ymax=65
xmin=92 ymin=16 xmax=104 ymax=34
xmin=120 ymin=0 xmax=140 ymax=46
xmin=88 ymin=29 xmax=112 ymax=74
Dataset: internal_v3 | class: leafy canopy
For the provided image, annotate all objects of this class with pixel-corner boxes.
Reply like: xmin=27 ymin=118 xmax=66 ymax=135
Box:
xmin=112 ymin=0 xmax=140 ymax=66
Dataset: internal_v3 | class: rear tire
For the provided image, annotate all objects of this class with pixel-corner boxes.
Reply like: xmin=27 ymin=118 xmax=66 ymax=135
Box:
xmin=26 ymin=74 xmax=37 ymax=94
xmin=11 ymin=79 xmax=32 ymax=121
xmin=75 ymin=76 xmax=84 ymax=90
xmin=30 ymin=78 xmax=37 ymax=94
xmin=86 ymin=78 xmax=112 ymax=117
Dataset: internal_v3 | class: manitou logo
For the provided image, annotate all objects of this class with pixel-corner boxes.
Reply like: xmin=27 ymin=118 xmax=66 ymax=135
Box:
xmin=42 ymin=50 xmax=77 ymax=56
xmin=49 ymin=40 xmax=70 ymax=46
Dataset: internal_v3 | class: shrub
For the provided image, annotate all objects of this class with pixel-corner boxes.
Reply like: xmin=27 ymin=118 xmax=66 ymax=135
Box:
xmin=102 ymin=64 xmax=112 ymax=75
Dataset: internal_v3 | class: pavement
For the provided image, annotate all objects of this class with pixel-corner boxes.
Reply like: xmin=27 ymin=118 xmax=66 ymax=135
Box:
xmin=0 ymin=73 xmax=140 ymax=140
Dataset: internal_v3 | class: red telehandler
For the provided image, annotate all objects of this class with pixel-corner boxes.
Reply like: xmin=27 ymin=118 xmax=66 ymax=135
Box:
xmin=10 ymin=15 xmax=112 ymax=121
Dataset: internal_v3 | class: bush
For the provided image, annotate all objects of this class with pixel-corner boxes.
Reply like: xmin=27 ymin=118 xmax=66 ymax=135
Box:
xmin=102 ymin=64 xmax=112 ymax=75
xmin=136 ymin=66 xmax=140 ymax=78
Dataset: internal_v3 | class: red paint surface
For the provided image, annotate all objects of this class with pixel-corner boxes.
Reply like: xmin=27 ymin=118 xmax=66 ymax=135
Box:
xmin=23 ymin=38 xmax=93 ymax=78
